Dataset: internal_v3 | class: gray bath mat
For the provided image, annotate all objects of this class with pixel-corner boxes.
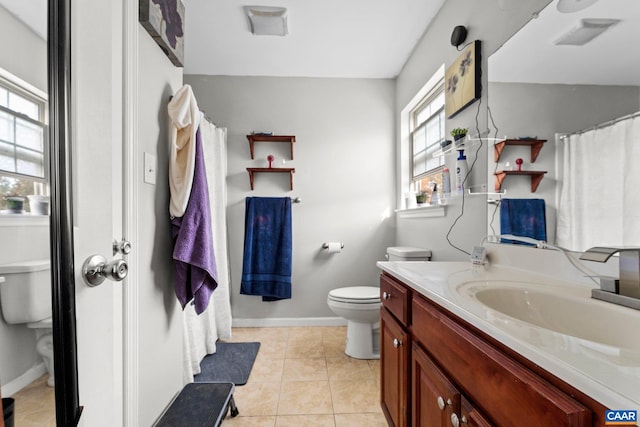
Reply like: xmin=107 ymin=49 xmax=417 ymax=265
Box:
xmin=194 ymin=342 xmax=260 ymax=386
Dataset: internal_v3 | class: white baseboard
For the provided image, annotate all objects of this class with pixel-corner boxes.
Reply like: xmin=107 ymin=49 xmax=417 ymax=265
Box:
xmin=232 ymin=317 xmax=347 ymax=328
xmin=1 ymin=363 xmax=47 ymax=396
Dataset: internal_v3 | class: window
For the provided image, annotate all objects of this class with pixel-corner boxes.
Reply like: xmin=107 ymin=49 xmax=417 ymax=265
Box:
xmin=410 ymin=82 xmax=445 ymax=202
xmin=0 ymin=76 xmax=48 ymax=211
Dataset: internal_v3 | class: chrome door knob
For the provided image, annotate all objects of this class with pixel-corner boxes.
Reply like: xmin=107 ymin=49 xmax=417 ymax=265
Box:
xmin=451 ymin=413 xmax=460 ymax=427
xmin=113 ymin=238 xmax=132 ymax=255
xmin=393 ymin=338 xmax=402 ymax=348
xmin=82 ymin=254 xmax=129 ymax=287
xmin=382 ymin=291 xmax=391 ymax=300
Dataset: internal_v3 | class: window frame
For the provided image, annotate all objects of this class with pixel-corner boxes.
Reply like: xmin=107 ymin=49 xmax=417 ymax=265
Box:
xmin=409 ymin=79 xmax=445 ymax=195
xmin=0 ymin=75 xmax=49 ymax=183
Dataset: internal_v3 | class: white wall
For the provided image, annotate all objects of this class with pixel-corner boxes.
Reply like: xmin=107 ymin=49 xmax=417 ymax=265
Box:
xmin=136 ymin=26 xmax=184 ymax=426
xmin=487 ymin=82 xmax=640 ymax=244
xmin=0 ymin=6 xmax=47 ymax=92
xmin=184 ymin=75 xmax=396 ymax=322
xmin=394 ymin=0 xmax=553 ymax=260
xmin=0 ymin=6 xmax=49 ymax=392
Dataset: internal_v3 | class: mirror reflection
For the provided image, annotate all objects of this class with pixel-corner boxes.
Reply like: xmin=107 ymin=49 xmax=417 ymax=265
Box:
xmin=0 ymin=1 xmax=55 ymax=426
xmin=488 ymin=0 xmax=640 ymax=251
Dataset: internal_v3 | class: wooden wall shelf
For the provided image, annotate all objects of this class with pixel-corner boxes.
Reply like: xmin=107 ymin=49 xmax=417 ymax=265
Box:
xmin=246 ymin=135 xmax=296 ymax=160
xmin=247 ymin=167 xmax=295 ymax=190
xmin=494 ymin=139 xmax=546 ymax=163
xmin=494 ymin=170 xmax=547 ymax=193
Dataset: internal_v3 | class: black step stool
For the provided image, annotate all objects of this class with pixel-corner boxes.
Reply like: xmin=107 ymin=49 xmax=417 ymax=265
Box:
xmin=154 ymin=382 xmax=239 ymax=427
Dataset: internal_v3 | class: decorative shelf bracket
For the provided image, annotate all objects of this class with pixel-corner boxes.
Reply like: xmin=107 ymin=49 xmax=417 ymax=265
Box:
xmin=494 ymin=139 xmax=547 ymax=163
xmin=494 ymin=170 xmax=547 ymax=193
xmin=247 ymin=167 xmax=295 ymax=190
xmin=246 ymin=135 xmax=296 ymax=160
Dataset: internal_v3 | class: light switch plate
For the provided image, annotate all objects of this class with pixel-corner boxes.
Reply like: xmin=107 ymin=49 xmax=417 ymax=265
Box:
xmin=144 ymin=152 xmax=156 ymax=185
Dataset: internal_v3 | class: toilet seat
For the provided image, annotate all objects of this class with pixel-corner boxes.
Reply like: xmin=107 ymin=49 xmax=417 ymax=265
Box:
xmin=27 ymin=317 xmax=53 ymax=329
xmin=328 ymin=286 xmax=380 ymax=304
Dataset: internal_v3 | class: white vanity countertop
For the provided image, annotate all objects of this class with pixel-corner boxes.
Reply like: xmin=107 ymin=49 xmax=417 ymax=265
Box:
xmin=377 ymin=260 xmax=640 ymax=413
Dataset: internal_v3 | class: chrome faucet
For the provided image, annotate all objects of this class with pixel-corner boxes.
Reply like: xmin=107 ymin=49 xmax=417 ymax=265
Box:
xmin=580 ymin=246 xmax=640 ymax=309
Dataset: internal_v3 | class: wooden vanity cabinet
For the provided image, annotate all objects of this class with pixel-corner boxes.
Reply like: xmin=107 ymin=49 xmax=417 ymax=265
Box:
xmin=381 ymin=307 xmax=410 ymax=427
xmin=380 ymin=272 xmax=602 ymax=427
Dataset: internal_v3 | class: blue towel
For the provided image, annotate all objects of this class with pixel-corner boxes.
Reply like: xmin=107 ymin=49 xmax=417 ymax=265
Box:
xmin=500 ymin=198 xmax=547 ymax=245
xmin=171 ymin=128 xmax=218 ymax=314
xmin=241 ymin=197 xmax=292 ymax=301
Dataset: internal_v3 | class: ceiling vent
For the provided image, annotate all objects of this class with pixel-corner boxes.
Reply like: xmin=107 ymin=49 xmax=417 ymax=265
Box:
xmin=245 ymin=6 xmax=288 ymax=36
xmin=554 ymin=18 xmax=620 ymax=46
xmin=557 ymin=0 xmax=601 ymax=13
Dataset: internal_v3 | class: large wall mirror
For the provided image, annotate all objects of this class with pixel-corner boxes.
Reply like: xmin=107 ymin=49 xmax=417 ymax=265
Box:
xmin=487 ymin=0 xmax=640 ymax=251
xmin=0 ymin=0 xmax=80 ymax=425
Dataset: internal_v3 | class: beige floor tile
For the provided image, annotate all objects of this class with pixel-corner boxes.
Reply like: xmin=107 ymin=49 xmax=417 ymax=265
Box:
xmin=258 ymin=339 xmax=288 ymax=359
xmin=232 ymin=382 xmax=281 ymax=416
xmin=287 ymin=327 xmax=323 ymax=343
xmin=249 ymin=356 xmax=285 ymax=383
xmin=277 ymin=381 xmax=333 ymax=415
xmin=282 ymin=358 xmax=328 ymax=382
xmin=326 ymin=357 xmax=376 ymax=382
xmin=334 ymin=412 xmax=388 ymax=427
xmin=330 ymin=379 xmax=380 ymax=414
xmin=368 ymin=359 xmax=381 ymax=384
xmin=11 ymin=374 xmax=55 ymax=427
xmin=223 ymin=415 xmax=277 ymax=426
xmin=275 ymin=414 xmax=336 ymax=427
xmin=286 ymin=340 xmax=325 ymax=358
xmin=322 ymin=338 xmax=347 ymax=359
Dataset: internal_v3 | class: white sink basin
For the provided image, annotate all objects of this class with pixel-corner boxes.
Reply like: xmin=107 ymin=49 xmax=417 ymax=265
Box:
xmin=456 ymin=281 xmax=640 ymax=351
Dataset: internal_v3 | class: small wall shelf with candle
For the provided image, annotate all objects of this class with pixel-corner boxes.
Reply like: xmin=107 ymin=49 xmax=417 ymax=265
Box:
xmin=494 ymin=138 xmax=546 ymax=163
xmin=247 ymin=134 xmax=296 ymax=160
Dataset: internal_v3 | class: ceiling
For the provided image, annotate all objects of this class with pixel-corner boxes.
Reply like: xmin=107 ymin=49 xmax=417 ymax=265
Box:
xmin=182 ymin=0 xmax=445 ymax=78
xmin=489 ymin=0 xmax=640 ymax=85
xmin=1 ymin=0 xmax=637 ymax=84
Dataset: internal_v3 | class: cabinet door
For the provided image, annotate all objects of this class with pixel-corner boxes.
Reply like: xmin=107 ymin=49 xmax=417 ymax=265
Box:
xmin=460 ymin=397 xmax=494 ymax=427
xmin=381 ymin=307 xmax=410 ymax=427
xmin=412 ymin=343 xmax=460 ymax=427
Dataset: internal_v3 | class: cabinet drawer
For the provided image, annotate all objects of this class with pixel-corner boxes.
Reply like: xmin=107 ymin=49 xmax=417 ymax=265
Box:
xmin=380 ymin=273 xmax=409 ymax=326
xmin=412 ymin=294 xmax=591 ymax=427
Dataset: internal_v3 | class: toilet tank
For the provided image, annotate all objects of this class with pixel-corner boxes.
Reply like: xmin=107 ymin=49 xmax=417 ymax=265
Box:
xmin=0 ymin=260 xmax=52 ymax=324
xmin=386 ymin=246 xmax=432 ymax=261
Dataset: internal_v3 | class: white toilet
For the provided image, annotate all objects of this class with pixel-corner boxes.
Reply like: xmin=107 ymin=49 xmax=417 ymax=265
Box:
xmin=0 ymin=260 xmax=55 ymax=387
xmin=327 ymin=246 xmax=431 ymax=360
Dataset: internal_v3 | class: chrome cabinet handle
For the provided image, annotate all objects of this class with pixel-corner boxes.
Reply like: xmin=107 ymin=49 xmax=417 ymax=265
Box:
xmin=393 ymin=338 xmax=402 ymax=348
xmin=461 ymin=415 xmax=468 ymax=425
xmin=382 ymin=291 xmax=391 ymax=300
xmin=451 ymin=413 xmax=460 ymax=427
xmin=437 ymin=396 xmax=452 ymax=411
xmin=82 ymin=254 xmax=128 ymax=287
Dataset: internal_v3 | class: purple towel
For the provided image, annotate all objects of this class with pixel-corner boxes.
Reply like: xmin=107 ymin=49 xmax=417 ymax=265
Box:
xmin=172 ymin=128 xmax=218 ymax=314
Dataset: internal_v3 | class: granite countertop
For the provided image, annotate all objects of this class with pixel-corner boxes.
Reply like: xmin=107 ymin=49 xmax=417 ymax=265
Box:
xmin=377 ymin=260 xmax=640 ymax=412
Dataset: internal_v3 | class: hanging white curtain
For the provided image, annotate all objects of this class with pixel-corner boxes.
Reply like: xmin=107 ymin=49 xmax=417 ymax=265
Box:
xmin=182 ymin=114 xmax=232 ymax=383
xmin=557 ymin=112 xmax=640 ymax=252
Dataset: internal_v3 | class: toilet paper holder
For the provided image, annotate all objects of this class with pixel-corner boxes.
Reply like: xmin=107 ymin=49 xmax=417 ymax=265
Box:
xmin=322 ymin=242 xmax=344 ymax=249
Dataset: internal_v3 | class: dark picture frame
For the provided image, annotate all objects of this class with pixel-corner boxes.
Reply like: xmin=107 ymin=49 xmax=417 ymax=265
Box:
xmin=140 ymin=0 xmax=185 ymax=67
xmin=445 ymin=40 xmax=482 ymax=118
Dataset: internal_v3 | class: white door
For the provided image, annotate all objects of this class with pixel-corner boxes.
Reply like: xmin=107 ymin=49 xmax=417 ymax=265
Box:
xmin=72 ymin=1 xmax=125 ymax=425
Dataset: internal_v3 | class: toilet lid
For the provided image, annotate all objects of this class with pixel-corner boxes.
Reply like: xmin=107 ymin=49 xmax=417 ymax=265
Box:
xmin=329 ymin=286 xmax=380 ymax=303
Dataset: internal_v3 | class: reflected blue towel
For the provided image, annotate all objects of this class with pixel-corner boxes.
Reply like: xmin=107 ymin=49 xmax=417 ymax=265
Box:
xmin=241 ymin=197 xmax=292 ymax=301
xmin=171 ymin=129 xmax=218 ymax=314
xmin=500 ymin=198 xmax=547 ymax=245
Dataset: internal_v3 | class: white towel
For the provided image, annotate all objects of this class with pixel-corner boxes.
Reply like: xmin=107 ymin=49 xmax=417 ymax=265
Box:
xmin=168 ymin=84 xmax=201 ymax=218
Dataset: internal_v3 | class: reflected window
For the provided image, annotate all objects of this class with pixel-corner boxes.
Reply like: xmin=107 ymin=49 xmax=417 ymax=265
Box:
xmin=0 ymin=76 xmax=48 ymax=211
xmin=410 ymin=81 xmax=445 ymax=202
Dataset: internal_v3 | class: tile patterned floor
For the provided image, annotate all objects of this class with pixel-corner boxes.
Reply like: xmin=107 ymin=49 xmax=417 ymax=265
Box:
xmin=10 ymin=374 xmax=56 ymax=427
xmin=224 ymin=326 xmax=388 ymax=427
xmin=8 ymin=326 xmax=387 ymax=427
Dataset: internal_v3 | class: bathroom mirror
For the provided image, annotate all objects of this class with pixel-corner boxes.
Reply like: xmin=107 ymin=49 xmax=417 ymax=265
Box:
xmin=0 ymin=0 xmax=80 ymax=425
xmin=487 ymin=0 xmax=640 ymax=249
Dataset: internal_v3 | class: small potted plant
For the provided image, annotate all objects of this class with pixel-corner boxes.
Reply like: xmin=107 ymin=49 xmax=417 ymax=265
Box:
xmin=3 ymin=195 xmax=25 ymax=213
xmin=416 ymin=192 xmax=427 ymax=205
xmin=450 ymin=127 xmax=468 ymax=144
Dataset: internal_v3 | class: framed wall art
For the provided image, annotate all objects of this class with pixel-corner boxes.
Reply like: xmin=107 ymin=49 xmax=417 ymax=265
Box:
xmin=445 ymin=40 xmax=481 ymax=118
xmin=140 ymin=0 xmax=185 ymax=67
